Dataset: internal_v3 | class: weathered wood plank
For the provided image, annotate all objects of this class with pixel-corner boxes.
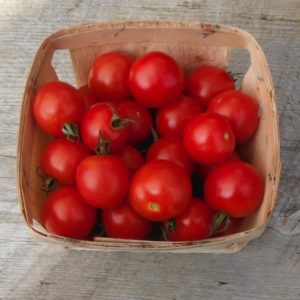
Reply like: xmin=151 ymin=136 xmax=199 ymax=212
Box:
xmin=0 ymin=0 xmax=300 ymax=299
xmin=0 ymin=227 xmax=299 ymax=299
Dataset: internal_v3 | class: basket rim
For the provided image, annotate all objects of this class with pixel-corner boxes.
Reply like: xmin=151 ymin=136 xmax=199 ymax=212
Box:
xmin=26 ymin=219 xmax=267 ymax=253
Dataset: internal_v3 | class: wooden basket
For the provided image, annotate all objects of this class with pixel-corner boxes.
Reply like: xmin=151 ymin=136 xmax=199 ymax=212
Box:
xmin=17 ymin=21 xmax=280 ymax=253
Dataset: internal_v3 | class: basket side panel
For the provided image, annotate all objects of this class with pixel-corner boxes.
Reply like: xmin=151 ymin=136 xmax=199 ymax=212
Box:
xmin=237 ymin=40 xmax=280 ymax=230
xmin=18 ymin=45 xmax=58 ymax=226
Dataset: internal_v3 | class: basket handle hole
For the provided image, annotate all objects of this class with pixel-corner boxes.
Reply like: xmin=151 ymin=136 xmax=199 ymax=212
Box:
xmin=227 ymin=48 xmax=251 ymax=89
xmin=52 ymin=49 xmax=77 ymax=87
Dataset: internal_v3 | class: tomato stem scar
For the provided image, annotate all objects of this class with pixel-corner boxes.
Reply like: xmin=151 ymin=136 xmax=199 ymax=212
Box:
xmin=149 ymin=202 xmax=160 ymax=212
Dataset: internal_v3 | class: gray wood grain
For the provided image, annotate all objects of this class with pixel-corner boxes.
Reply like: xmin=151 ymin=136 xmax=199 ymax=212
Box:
xmin=0 ymin=0 xmax=300 ymax=299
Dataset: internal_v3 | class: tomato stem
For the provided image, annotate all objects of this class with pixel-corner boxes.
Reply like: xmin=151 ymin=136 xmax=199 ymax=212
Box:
xmin=36 ymin=167 xmax=58 ymax=194
xmin=62 ymin=123 xmax=80 ymax=141
xmin=41 ymin=177 xmax=58 ymax=194
xmin=111 ymin=117 xmax=134 ymax=129
xmin=151 ymin=126 xmax=159 ymax=141
xmin=95 ymin=131 xmax=110 ymax=155
xmin=106 ymin=102 xmax=134 ymax=130
xmin=212 ymin=211 xmax=228 ymax=234
xmin=160 ymin=219 xmax=176 ymax=241
xmin=166 ymin=219 xmax=176 ymax=233
xmin=160 ymin=225 xmax=169 ymax=241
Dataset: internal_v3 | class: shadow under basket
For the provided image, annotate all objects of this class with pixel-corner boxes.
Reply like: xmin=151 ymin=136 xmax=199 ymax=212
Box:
xmin=17 ymin=21 xmax=281 ymax=253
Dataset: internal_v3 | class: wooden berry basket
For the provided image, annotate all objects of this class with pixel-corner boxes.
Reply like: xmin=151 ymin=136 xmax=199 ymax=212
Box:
xmin=17 ymin=20 xmax=280 ymax=253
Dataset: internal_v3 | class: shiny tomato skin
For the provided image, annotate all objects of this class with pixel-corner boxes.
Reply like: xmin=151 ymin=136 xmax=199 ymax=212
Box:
xmin=118 ymin=100 xmax=152 ymax=145
xmin=102 ymin=201 xmax=152 ymax=240
xmin=80 ymin=102 xmax=129 ymax=153
xmin=204 ymin=161 xmax=264 ymax=217
xmin=156 ymin=95 xmax=203 ymax=138
xmin=41 ymin=138 xmax=90 ymax=185
xmin=88 ymin=52 xmax=133 ymax=102
xmin=207 ymin=90 xmax=260 ymax=143
xmin=43 ymin=186 xmax=97 ymax=239
xmin=186 ymin=66 xmax=235 ymax=109
xmin=129 ymin=51 xmax=185 ymax=108
xmin=146 ymin=137 xmax=195 ymax=176
xmin=164 ymin=198 xmax=214 ymax=241
xmin=197 ymin=152 xmax=240 ymax=180
xmin=33 ymin=81 xmax=85 ymax=137
xmin=118 ymin=145 xmax=144 ymax=176
xmin=78 ymin=85 xmax=98 ymax=110
xmin=129 ymin=160 xmax=192 ymax=222
xmin=76 ymin=155 xmax=130 ymax=209
xmin=183 ymin=112 xmax=235 ymax=165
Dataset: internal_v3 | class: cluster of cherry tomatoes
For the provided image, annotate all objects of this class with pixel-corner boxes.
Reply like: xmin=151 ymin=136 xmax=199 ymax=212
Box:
xmin=33 ymin=51 xmax=264 ymax=241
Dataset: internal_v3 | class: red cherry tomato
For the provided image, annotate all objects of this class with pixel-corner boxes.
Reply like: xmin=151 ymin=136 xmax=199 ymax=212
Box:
xmin=129 ymin=51 xmax=185 ymax=108
xmin=40 ymin=138 xmax=90 ymax=185
xmin=204 ymin=161 xmax=264 ymax=217
xmin=146 ymin=137 xmax=195 ymax=176
xmin=186 ymin=66 xmax=235 ymax=109
xmin=183 ymin=112 xmax=235 ymax=165
xmin=118 ymin=145 xmax=144 ymax=176
xmin=43 ymin=187 xmax=97 ymax=239
xmin=164 ymin=199 xmax=213 ymax=241
xmin=129 ymin=160 xmax=192 ymax=221
xmin=88 ymin=52 xmax=133 ymax=102
xmin=102 ymin=201 xmax=152 ymax=240
xmin=156 ymin=95 xmax=203 ymax=138
xmin=33 ymin=81 xmax=85 ymax=137
xmin=80 ymin=102 xmax=129 ymax=153
xmin=78 ymin=85 xmax=98 ymax=110
xmin=76 ymin=155 xmax=130 ymax=209
xmin=207 ymin=90 xmax=260 ymax=143
xmin=197 ymin=152 xmax=240 ymax=180
xmin=118 ymin=100 xmax=152 ymax=145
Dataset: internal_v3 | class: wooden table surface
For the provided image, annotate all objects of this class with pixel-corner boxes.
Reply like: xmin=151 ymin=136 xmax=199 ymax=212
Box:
xmin=1 ymin=0 xmax=299 ymax=299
